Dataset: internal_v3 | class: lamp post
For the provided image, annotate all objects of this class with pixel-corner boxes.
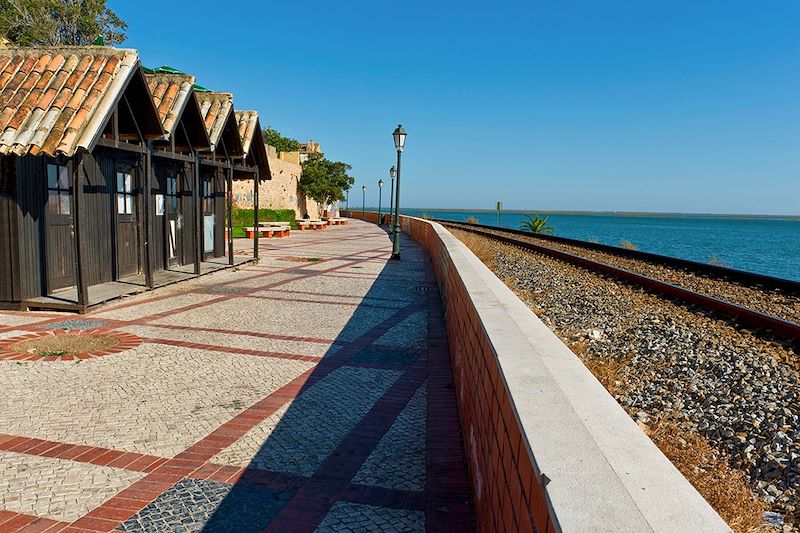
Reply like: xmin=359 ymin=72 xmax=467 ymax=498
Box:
xmin=361 ymin=185 xmax=366 ymax=218
xmin=388 ymin=166 xmax=396 ymax=233
xmin=346 ymin=187 xmax=350 ymax=210
xmin=378 ymin=179 xmax=384 ymax=224
xmin=391 ymin=125 xmax=406 ymax=260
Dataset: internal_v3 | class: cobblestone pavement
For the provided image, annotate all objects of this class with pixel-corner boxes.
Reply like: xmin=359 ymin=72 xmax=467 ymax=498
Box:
xmin=0 ymin=220 xmax=473 ymax=532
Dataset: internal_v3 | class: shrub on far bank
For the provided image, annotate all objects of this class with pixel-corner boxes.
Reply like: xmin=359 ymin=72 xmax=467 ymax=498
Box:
xmin=519 ymin=214 xmax=553 ymax=234
xmin=619 ymin=240 xmax=638 ymax=251
xmin=465 ymin=216 xmax=480 ymax=224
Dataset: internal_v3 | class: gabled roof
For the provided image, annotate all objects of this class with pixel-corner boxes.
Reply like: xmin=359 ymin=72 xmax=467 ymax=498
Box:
xmin=196 ymin=91 xmax=235 ymax=150
xmin=0 ymin=46 xmax=161 ymax=157
xmin=145 ymin=72 xmax=194 ymax=136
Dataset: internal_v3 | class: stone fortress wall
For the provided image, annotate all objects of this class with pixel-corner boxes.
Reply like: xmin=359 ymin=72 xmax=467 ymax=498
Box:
xmin=232 ymin=144 xmax=322 ymax=219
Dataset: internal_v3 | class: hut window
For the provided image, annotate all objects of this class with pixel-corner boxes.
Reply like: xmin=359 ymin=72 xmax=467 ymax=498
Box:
xmin=202 ymin=177 xmax=213 ymax=213
xmin=116 ymin=172 xmax=134 ymax=215
xmin=166 ymin=175 xmax=178 ymax=211
xmin=47 ymin=163 xmax=70 ymax=215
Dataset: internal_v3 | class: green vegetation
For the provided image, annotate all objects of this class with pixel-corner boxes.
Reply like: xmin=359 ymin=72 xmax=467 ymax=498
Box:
xmin=262 ymin=127 xmax=300 ymax=153
xmin=299 ymin=152 xmax=354 ymax=214
xmin=519 ymin=214 xmax=553 ymax=234
xmin=0 ymin=0 xmax=126 ymax=45
xmin=465 ymin=216 xmax=480 ymax=224
xmin=228 ymin=206 xmax=296 ymax=237
xmin=619 ymin=240 xmax=638 ymax=251
xmin=40 ymin=349 xmax=69 ymax=357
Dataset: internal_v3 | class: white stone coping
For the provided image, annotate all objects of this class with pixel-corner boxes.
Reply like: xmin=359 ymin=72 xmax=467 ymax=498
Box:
xmin=417 ymin=217 xmax=731 ymax=533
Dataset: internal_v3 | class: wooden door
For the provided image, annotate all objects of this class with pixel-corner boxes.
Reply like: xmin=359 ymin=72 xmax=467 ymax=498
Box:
xmin=114 ymin=168 xmax=139 ymax=277
xmin=165 ymin=171 xmax=183 ymax=266
xmin=201 ymin=175 xmax=215 ymax=259
xmin=45 ymin=162 xmax=75 ymax=291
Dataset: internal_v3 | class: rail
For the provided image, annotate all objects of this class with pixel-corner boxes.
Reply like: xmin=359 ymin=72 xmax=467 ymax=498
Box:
xmin=441 ymin=220 xmax=800 ymax=346
xmin=436 ymin=219 xmax=800 ymax=295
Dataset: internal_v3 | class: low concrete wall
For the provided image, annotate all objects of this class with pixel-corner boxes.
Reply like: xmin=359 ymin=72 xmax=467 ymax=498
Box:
xmin=344 ymin=211 xmax=729 ymax=533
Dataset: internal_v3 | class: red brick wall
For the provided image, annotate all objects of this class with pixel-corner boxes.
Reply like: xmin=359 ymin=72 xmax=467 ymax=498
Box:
xmin=346 ymin=210 xmax=550 ymax=532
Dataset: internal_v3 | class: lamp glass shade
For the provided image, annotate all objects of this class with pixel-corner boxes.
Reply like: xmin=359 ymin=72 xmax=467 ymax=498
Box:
xmin=362 ymin=185 xmax=366 ymax=191
xmin=389 ymin=166 xmax=396 ymax=178
xmin=379 ymin=179 xmax=384 ymax=187
xmin=392 ymin=124 xmax=407 ymax=151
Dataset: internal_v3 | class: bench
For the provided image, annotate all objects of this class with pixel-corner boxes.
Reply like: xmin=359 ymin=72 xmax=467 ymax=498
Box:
xmin=244 ymin=226 xmax=291 ymax=239
xmin=296 ymin=220 xmax=328 ymax=230
xmin=325 ymin=217 xmax=348 ymax=225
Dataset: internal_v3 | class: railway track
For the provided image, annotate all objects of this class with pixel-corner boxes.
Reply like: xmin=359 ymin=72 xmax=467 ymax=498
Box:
xmin=438 ymin=219 xmax=800 ymax=346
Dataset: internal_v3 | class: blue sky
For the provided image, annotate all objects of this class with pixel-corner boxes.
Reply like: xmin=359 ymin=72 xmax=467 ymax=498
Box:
xmin=115 ymin=1 xmax=800 ymax=215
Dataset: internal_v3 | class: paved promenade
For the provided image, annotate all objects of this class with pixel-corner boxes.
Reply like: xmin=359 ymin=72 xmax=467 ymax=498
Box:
xmin=0 ymin=220 xmax=472 ymax=532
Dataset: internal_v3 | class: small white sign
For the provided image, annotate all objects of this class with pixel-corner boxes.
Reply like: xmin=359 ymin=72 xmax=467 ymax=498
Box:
xmin=155 ymin=194 xmax=165 ymax=216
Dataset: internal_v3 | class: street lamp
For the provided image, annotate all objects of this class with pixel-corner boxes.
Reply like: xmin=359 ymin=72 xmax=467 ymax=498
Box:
xmin=378 ymin=179 xmax=384 ymax=224
xmin=346 ymin=187 xmax=350 ymax=210
xmin=361 ymin=185 xmax=366 ymax=218
xmin=391 ymin=124 xmax=406 ymax=260
xmin=388 ymin=166 xmax=396 ymax=233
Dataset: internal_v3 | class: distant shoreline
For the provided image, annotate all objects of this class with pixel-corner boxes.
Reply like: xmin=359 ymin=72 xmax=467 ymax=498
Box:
xmin=398 ymin=208 xmax=800 ymax=220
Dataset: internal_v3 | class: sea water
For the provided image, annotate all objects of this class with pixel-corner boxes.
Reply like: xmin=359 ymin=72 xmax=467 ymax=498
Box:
xmin=394 ymin=209 xmax=800 ymax=282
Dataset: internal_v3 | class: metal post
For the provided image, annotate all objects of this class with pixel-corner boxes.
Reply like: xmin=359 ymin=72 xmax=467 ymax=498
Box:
xmin=227 ymin=164 xmax=233 ymax=266
xmin=144 ymin=142 xmax=154 ymax=289
xmin=253 ymin=167 xmax=259 ymax=260
xmin=72 ymin=155 xmax=88 ymax=309
xmin=362 ymin=187 xmax=366 ymax=218
xmin=346 ymin=188 xmax=349 ymax=210
xmin=388 ymin=177 xmax=394 ymax=230
xmin=391 ymin=150 xmax=401 ymax=259
xmin=378 ymin=184 xmax=382 ymax=224
xmin=193 ymin=154 xmax=201 ymax=275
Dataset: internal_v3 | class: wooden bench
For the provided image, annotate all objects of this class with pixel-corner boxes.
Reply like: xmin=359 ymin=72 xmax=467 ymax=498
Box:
xmin=244 ymin=226 xmax=291 ymax=239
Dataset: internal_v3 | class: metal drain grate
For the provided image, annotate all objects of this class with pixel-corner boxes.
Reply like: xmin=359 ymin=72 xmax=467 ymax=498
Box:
xmin=413 ymin=285 xmax=438 ymax=294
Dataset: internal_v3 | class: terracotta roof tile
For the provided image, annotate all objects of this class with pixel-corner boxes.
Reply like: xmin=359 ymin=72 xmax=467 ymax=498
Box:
xmin=195 ymin=91 xmax=233 ymax=150
xmin=144 ymin=72 xmax=195 ymax=136
xmin=234 ymin=110 xmax=259 ymax=157
xmin=0 ymin=46 xmax=140 ymax=157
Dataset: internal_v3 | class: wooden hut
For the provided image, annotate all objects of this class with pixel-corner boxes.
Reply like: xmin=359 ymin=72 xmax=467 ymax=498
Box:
xmin=144 ymin=69 xmax=210 ymax=273
xmin=231 ymin=110 xmax=270 ymax=260
xmin=0 ymin=46 xmax=164 ymax=311
xmin=194 ymin=91 xmax=244 ymax=261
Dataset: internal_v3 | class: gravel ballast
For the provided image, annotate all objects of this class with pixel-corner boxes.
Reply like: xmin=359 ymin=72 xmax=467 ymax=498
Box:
xmin=446 ymin=223 xmax=800 ymax=326
xmin=450 ymin=229 xmax=800 ymax=528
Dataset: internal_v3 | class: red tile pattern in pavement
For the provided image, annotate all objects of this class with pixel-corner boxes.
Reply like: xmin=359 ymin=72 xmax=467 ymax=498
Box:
xmin=0 ymin=221 xmax=473 ymax=532
xmin=0 ymin=329 xmax=141 ymax=361
xmin=350 ymin=211 xmax=542 ymax=533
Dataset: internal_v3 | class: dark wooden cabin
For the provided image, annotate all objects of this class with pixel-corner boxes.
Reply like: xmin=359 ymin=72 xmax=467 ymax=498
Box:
xmin=0 ymin=47 xmax=267 ymax=312
xmin=230 ymin=110 xmax=271 ymax=259
xmin=145 ymin=70 xmax=211 ymax=272
xmin=194 ymin=92 xmax=243 ymax=261
xmin=0 ymin=46 xmax=164 ymax=310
